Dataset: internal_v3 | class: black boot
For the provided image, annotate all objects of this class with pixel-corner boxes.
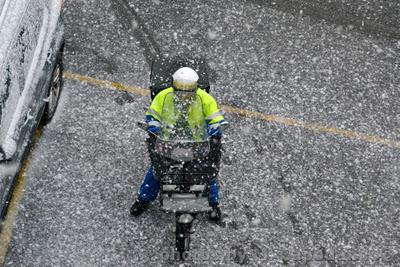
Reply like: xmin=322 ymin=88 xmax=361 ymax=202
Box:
xmin=130 ymin=199 xmax=149 ymax=217
xmin=209 ymin=204 xmax=222 ymax=222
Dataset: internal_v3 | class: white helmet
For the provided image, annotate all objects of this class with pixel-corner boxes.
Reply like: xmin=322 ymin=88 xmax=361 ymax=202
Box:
xmin=172 ymin=67 xmax=199 ymax=91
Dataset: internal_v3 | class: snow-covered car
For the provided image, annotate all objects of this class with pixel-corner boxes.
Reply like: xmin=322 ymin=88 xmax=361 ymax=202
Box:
xmin=0 ymin=0 xmax=64 ymax=218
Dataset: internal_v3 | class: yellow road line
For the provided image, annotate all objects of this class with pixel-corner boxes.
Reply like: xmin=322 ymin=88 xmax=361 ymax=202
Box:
xmin=0 ymin=125 xmax=42 ymax=264
xmin=64 ymin=71 xmax=149 ymax=97
xmin=64 ymin=71 xmax=400 ymax=150
xmin=0 ymin=161 xmax=27 ymax=264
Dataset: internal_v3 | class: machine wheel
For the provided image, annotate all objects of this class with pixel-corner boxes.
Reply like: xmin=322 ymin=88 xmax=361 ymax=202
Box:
xmin=43 ymin=45 xmax=63 ymax=124
xmin=176 ymin=217 xmax=192 ymax=260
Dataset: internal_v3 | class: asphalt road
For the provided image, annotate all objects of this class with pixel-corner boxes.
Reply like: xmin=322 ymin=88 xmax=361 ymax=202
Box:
xmin=4 ymin=0 xmax=400 ymax=266
xmin=246 ymin=0 xmax=400 ymax=39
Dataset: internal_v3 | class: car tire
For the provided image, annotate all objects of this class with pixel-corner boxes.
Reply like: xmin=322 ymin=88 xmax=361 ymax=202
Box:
xmin=43 ymin=46 xmax=63 ymax=124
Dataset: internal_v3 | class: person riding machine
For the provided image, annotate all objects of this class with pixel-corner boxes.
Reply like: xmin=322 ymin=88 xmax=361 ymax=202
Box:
xmin=130 ymin=60 xmax=227 ymax=223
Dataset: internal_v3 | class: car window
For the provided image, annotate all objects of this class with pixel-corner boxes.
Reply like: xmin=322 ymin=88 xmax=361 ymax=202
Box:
xmin=0 ymin=0 xmax=5 ymax=14
xmin=0 ymin=65 xmax=11 ymax=125
xmin=0 ymin=0 xmax=44 ymax=159
xmin=15 ymin=0 xmax=44 ymax=90
xmin=0 ymin=60 xmax=21 ymax=144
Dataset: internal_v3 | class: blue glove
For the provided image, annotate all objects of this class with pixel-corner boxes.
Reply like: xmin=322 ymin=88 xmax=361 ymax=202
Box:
xmin=147 ymin=125 xmax=160 ymax=135
xmin=208 ymin=125 xmax=223 ymax=137
xmin=145 ymin=115 xmax=160 ymax=135
xmin=208 ymin=120 xmax=227 ymax=137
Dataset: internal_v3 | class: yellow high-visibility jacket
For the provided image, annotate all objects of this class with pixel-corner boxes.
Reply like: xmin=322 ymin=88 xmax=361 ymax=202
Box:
xmin=146 ymin=87 xmax=224 ymax=140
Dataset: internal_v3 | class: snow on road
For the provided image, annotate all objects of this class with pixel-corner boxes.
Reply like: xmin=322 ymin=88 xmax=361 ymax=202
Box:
xmin=4 ymin=0 xmax=400 ymax=266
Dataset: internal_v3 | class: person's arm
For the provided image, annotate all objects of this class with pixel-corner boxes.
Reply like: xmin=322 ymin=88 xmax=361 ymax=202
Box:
xmin=199 ymin=89 xmax=226 ymax=137
xmin=145 ymin=97 xmax=162 ymax=135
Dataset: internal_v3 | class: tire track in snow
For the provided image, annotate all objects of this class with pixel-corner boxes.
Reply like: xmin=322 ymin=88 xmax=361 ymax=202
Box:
xmin=110 ymin=0 xmax=161 ymax=65
xmin=277 ymin=174 xmax=302 ymax=235
xmin=245 ymin=0 xmax=400 ymax=40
